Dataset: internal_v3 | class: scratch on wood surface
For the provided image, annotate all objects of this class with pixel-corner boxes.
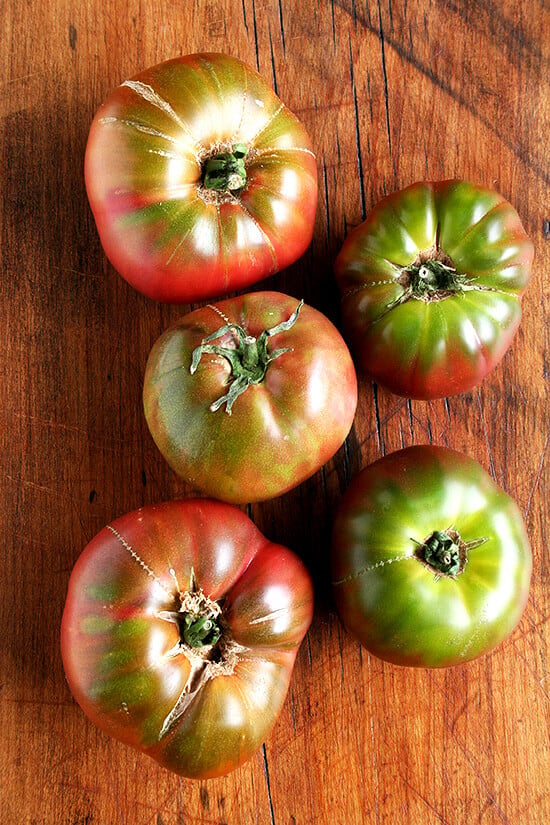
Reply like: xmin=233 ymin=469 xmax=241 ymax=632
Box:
xmin=372 ymin=383 xmax=385 ymax=454
xmin=441 ymin=716 xmax=513 ymax=825
xmin=306 ymin=631 xmax=312 ymax=668
xmin=250 ymin=0 xmax=260 ymax=69
xmin=347 ymin=33 xmax=366 ymax=220
xmin=523 ymin=431 xmax=549 ymax=519
xmin=106 ymin=749 xmax=127 ymax=825
xmin=277 ymin=0 xmax=286 ymax=54
xmin=241 ymin=0 xmax=248 ymax=34
xmin=268 ymin=23 xmax=278 ymax=94
xmin=400 ymin=775 xmax=452 ymax=824
xmin=330 ymin=0 xmax=337 ymax=45
xmin=9 ymin=411 xmax=86 ymax=436
xmin=376 ymin=0 xmax=392 ymax=156
xmin=508 ymin=642 xmax=550 ymax=703
xmin=336 ymin=622 xmax=346 ymax=682
xmin=406 ymin=399 xmax=415 ymax=442
xmin=476 ymin=393 xmax=498 ymax=482
xmin=366 ymin=656 xmax=381 ymax=825
xmin=321 ymin=149 xmax=331 ymax=241
xmin=290 ymin=689 xmax=296 ymax=732
xmin=4 ymin=474 xmax=58 ymax=495
xmin=0 ymin=73 xmax=44 ymax=117
xmin=262 ymin=745 xmax=276 ymax=825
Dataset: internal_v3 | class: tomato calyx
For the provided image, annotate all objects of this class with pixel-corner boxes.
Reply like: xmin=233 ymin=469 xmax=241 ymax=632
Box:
xmin=202 ymin=143 xmax=248 ymax=193
xmin=190 ymin=300 xmax=304 ymax=414
xmin=413 ymin=529 xmax=488 ymax=579
xmin=158 ymin=588 xmax=225 ymax=650
xmin=177 ymin=589 xmax=223 ymax=649
xmin=398 ymin=244 xmax=468 ymax=302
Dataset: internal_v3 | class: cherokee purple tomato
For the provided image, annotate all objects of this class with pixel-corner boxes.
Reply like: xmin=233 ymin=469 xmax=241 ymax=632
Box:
xmin=335 ymin=181 xmax=534 ymax=399
xmin=85 ymin=53 xmax=318 ymax=303
xmin=331 ymin=445 xmax=532 ymax=668
xmin=61 ymin=499 xmax=314 ymax=779
xmin=143 ymin=291 xmax=358 ymax=504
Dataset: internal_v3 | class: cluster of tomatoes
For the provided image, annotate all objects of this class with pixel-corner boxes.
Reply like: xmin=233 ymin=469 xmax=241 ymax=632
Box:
xmin=61 ymin=54 xmax=533 ymax=779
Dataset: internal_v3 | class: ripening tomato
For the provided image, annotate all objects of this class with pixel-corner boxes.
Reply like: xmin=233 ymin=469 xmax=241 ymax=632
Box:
xmin=143 ymin=291 xmax=358 ymax=503
xmin=331 ymin=446 xmax=531 ymax=667
xmin=61 ymin=499 xmax=314 ymax=779
xmin=85 ymin=53 xmax=318 ymax=303
xmin=335 ymin=181 xmax=534 ymax=399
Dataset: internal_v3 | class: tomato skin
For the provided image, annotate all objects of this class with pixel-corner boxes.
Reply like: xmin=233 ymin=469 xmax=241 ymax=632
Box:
xmin=331 ymin=446 xmax=531 ymax=668
xmin=85 ymin=53 xmax=318 ymax=303
xmin=61 ymin=499 xmax=314 ymax=779
xmin=335 ymin=181 xmax=534 ymax=399
xmin=143 ymin=291 xmax=358 ymax=504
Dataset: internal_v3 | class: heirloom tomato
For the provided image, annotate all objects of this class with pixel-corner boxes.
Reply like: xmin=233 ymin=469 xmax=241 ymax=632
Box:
xmin=335 ymin=181 xmax=534 ymax=399
xmin=85 ymin=53 xmax=318 ymax=303
xmin=143 ymin=291 xmax=358 ymax=503
xmin=332 ymin=446 xmax=531 ymax=667
xmin=61 ymin=499 xmax=314 ymax=779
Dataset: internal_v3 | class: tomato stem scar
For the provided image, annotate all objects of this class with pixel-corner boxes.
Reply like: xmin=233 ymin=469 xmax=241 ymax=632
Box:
xmin=413 ymin=529 xmax=488 ymax=579
xmin=202 ymin=143 xmax=248 ymax=192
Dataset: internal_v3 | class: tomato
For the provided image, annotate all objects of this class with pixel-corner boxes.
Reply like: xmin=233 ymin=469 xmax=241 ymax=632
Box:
xmin=331 ymin=445 xmax=531 ymax=667
xmin=143 ymin=291 xmax=358 ymax=503
xmin=85 ymin=53 xmax=318 ymax=303
xmin=335 ymin=181 xmax=534 ymax=399
xmin=61 ymin=499 xmax=314 ymax=778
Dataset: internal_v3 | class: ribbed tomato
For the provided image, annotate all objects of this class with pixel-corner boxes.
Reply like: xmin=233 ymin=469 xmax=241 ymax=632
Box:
xmin=143 ymin=291 xmax=358 ymax=503
xmin=61 ymin=499 xmax=314 ymax=778
xmin=85 ymin=53 xmax=318 ymax=302
xmin=332 ymin=446 xmax=531 ymax=667
xmin=335 ymin=181 xmax=534 ymax=399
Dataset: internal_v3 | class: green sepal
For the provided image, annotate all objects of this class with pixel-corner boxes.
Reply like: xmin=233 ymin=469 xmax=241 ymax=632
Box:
xmin=190 ymin=301 xmax=304 ymax=414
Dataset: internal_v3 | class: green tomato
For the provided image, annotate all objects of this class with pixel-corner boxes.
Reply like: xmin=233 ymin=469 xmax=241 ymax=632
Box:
xmin=331 ymin=446 xmax=531 ymax=667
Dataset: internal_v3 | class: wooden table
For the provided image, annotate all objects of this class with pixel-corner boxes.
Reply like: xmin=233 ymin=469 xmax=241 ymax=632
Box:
xmin=2 ymin=1 xmax=549 ymax=823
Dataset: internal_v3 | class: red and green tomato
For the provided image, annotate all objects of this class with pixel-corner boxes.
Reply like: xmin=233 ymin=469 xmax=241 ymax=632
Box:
xmin=143 ymin=291 xmax=358 ymax=503
xmin=61 ymin=499 xmax=314 ymax=778
xmin=332 ymin=445 xmax=532 ymax=667
xmin=85 ymin=53 xmax=318 ymax=302
xmin=335 ymin=181 xmax=534 ymax=399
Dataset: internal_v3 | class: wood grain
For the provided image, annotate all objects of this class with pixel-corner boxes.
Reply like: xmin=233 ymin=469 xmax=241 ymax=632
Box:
xmin=1 ymin=0 xmax=549 ymax=823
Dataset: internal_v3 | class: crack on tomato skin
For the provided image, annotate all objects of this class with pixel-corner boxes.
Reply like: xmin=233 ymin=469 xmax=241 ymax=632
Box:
xmin=246 ymin=101 xmax=285 ymax=147
xmin=341 ymin=278 xmax=402 ymax=300
xmin=157 ymin=634 xmax=249 ymax=740
xmin=97 ymin=116 xmax=185 ymax=149
xmin=106 ymin=524 xmax=174 ymax=599
xmin=117 ymin=78 xmax=207 ymax=154
xmin=253 ymin=145 xmax=317 ymax=160
xmin=205 ymin=303 xmax=233 ymax=327
xmin=366 ymin=280 xmax=509 ymax=328
xmin=332 ymin=553 xmax=415 ymax=586
xmin=235 ymin=199 xmax=279 ymax=273
xmin=120 ymin=80 xmax=188 ymax=131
